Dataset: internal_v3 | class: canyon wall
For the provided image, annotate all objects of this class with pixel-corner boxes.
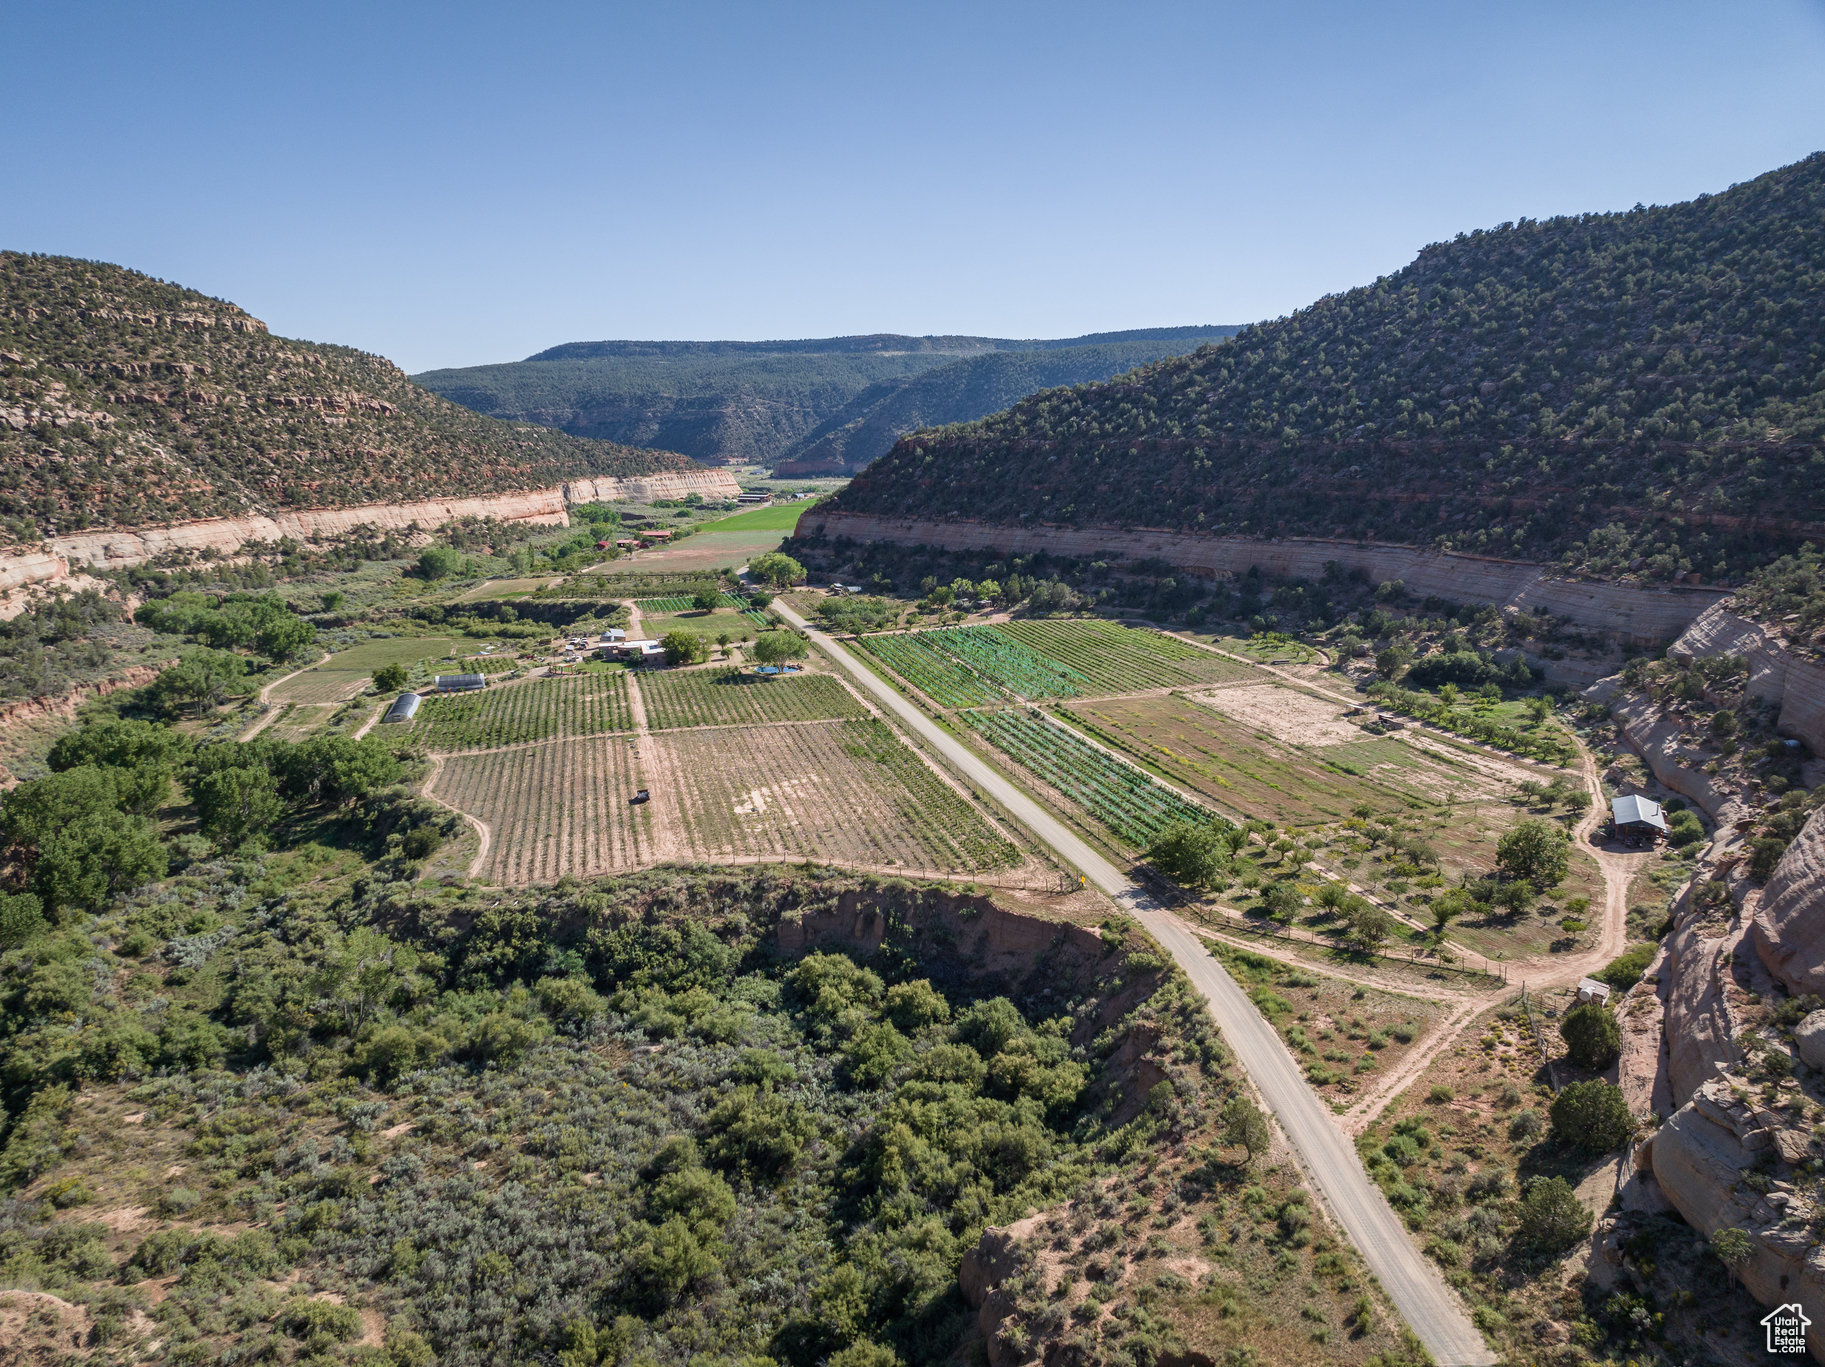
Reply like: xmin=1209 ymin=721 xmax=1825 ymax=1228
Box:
xmin=807 ymin=511 xmax=1728 ymax=644
xmin=1670 ymin=604 xmax=1825 ymax=756
xmin=0 ymin=469 xmax=741 ymax=608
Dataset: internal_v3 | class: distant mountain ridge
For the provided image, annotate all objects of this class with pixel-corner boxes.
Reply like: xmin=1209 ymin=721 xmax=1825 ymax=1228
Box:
xmin=416 ymin=326 xmax=1238 ymax=471
xmin=0 ymin=253 xmax=698 ymax=547
xmin=822 ymin=153 xmax=1825 ymax=584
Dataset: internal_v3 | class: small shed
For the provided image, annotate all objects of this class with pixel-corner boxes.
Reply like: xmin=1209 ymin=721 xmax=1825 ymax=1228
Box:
xmin=1576 ymin=978 xmax=1612 ymax=1006
xmin=434 ymin=673 xmax=487 ymax=693
xmin=381 ymin=692 xmax=421 ymax=724
xmin=1612 ymin=794 xmax=1668 ymax=846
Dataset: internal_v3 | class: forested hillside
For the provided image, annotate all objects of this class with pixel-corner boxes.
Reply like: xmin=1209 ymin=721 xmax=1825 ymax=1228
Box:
xmin=826 ymin=154 xmax=1825 ymax=584
xmin=0 ymin=254 xmax=697 ymax=545
xmin=414 ymin=328 xmax=1237 ymax=472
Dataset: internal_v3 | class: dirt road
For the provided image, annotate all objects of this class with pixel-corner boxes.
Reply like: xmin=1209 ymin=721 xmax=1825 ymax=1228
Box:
xmin=771 ymin=598 xmax=1496 ymax=1367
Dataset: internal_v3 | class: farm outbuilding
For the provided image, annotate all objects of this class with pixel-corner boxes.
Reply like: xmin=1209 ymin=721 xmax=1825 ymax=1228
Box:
xmin=381 ymin=692 xmax=421 ymax=724
xmin=434 ymin=673 xmax=487 ymax=693
xmin=1612 ymin=794 xmax=1669 ymax=846
xmin=1576 ymin=978 xmax=1612 ymax=1006
xmin=600 ymin=628 xmax=626 ymax=643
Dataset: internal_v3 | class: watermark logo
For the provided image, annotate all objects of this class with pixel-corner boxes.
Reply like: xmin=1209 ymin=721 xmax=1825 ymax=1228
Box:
xmin=1760 ymin=1302 xmax=1810 ymax=1356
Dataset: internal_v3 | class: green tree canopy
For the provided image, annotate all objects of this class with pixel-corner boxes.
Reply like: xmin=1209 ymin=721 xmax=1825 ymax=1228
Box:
xmin=1146 ymin=818 xmax=1230 ymax=890
xmin=1496 ymin=817 xmax=1570 ymax=888
xmin=752 ymin=632 xmax=809 ymax=666
xmin=749 ymin=553 xmax=805 ymax=589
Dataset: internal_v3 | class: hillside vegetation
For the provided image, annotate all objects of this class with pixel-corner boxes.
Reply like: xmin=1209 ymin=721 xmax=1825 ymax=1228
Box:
xmin=414 ymin=328 xmax=1237 ymax=472
xmin=0 ymin=254 xmax=696 ymax=545
xmin=826 ymin=153 xmax=1825 ymax=583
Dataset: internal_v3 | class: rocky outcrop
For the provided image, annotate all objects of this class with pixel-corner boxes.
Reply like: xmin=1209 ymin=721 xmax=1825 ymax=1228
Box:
xmin=1796 ymin=1012 xmax=1825 ymax=1071
xmin=1671 ymin=604 xmax=1825 ymax=756
xmin=805 ymin=511 xmax=1729 ymax=643
xmin=1659 ymin=909 xmax=1746 ymax=1107
xmin=1646 ymin=1079 xmax=1824 ymax=1360
xmin=0 ymin=469 xmax=741 ymax=611
xmin=1752 ymin=810 xmax=1825 ymax=997
xmin=1609 ymin=695 xmax=1731 ymax=818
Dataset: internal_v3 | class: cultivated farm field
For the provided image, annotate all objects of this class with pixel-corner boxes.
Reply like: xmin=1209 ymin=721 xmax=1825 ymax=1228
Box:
xmin=429 ymin=737 xmax=651 ymax=883
xmin=854 ymin=619 xmax=1256 ymax=708
xmin=409 ymin=673 xmax=633 ymax=750
xmin=962 ymin=707 xmax=1221 ymax=848
xmin=1064 ymin=692 xmax=1507 ymax=824
xmin=636 ymin=592 xmax=769 ymax=624
xmin=639 ymin=668 xmax=868 ymax=729
xmin=646 ymin=719 xmax=1021 ymax=874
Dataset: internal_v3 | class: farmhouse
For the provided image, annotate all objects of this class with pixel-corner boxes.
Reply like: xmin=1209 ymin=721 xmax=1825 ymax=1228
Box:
xmin=434 ymin=673 xmax=487 ymax=693
xmin=612 ymin=640 xmax=667 ymax=664
xmin=1612 ymin=794 xmax=1669 ymax=846
xmin=381 ymin=692 xmax=421 ymax=724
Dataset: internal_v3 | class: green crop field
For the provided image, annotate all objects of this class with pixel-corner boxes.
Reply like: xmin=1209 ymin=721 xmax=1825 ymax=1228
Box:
xmin=409 ymin=673 xmax=633 ymax=750
xmin=851 ymin=632 xmax=1007 ymax=708
xmin=998 ymin=619 xmax=1257 ymax=692
xmin=697 ymin=501 xmax=814 ymax=532
xmin=852 ymin=619 xmax=1254 ymax=708
xmin=639 ymin=667 xmax=867 ymax=729
xmin=636 ymin=592 xmax=770 ymax=624
xmin=921 ymin=627 xmax=1087 ymax=698
xmin=962 ymin=707 xmax=1221 ymax=849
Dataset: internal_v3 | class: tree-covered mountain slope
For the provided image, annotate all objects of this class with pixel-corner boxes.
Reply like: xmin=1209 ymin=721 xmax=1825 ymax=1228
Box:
xmin=825 ymin=154 xmax=1825 ymax=584
xmin=414 ymin=327 xmax=1237 ymax=471
xmin=0 ymin=254 xmax=698 ymax=546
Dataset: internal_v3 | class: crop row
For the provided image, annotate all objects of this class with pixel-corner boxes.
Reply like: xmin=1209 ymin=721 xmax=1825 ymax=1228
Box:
xmin=850 ymin=633 xmax=1006 ymax=708
xmin=434 ymin=737 xmax=649 ymax=883
xmin=645 ymin=720 xmax=1018 ymax=873
xmin=837 ymin=719 xmax=1022 ymax=871
xmin=639 ymin=668 xmax=867 ymax=730
xmin=996 ymin=619 xmax=1243 ymax=692
xmin=636 ymin=593 xmax=769 ymax=624
xmin=919 ymin=627 xmax=1088 ymax=699
xmin=410 ymin=673 xmax=632 ymax=751
xmin=962 ymin=708 xmax=1221 ymax=849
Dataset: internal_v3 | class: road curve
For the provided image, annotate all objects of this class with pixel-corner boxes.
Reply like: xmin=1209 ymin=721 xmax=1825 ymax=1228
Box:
xmin=771 ymin=599 xmax=1495 ymax=1367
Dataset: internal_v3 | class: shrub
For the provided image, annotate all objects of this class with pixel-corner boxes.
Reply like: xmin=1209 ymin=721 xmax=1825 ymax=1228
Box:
xmin=1595 ymin=943 xmax=1656 ymax=991
xmin=1550 ymin=1079 xmax=1635 ymax=1153
xmin=1509 ymin=1108 xmax=1543 ymax=1142
xmin=1427 ymin=1085 xmax=1454 ymax=1104
xmin=1515 ymin=1176 xmax=1592 ymax=1255
xmin=1559 ymin=1002 xmax=1622 ymax=1070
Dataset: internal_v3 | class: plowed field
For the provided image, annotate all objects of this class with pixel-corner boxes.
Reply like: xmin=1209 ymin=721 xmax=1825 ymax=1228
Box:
xmin=428 ymin=737 xmax=652 ymax=884
xmin=645 ymin=719 xmax=1020 ymax=874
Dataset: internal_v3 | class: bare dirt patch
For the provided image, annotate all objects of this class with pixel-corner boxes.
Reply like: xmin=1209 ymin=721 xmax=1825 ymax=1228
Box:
xmin=1189 ymin=682 xmax=1364 ymax=746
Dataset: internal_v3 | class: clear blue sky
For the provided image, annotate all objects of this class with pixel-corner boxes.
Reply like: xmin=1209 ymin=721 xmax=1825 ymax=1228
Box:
xmin=7 ymin=1 xmax=1823 ymax=372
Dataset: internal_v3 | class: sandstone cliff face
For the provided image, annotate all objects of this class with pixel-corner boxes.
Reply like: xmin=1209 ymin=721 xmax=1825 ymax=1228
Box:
xmin=1752 ymin=809 xmax=1825 ymax=997
xmin=807 ymin=511 xmax=1727 ymax=644
xmin=1671 ymin=604 xmax=1825 ymax=757
xmin=0 ymin=469 xmax=742 ymax=612
xmin=1609 ymin=695 xmax=1732 ymax=818
xmin=1647 ymin=1079 xmax=1824 ymax=1360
